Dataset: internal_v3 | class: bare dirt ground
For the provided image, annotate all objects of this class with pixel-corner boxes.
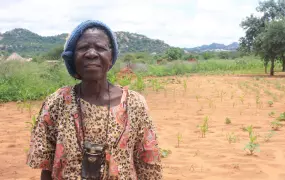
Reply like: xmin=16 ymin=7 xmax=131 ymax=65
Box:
xmin=1 ymin=75 xmax=285 ymax=180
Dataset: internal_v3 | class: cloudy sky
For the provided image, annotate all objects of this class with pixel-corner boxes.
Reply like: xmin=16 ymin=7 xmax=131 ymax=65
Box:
xmin=0 ymin=0 xmax=260 ymax=48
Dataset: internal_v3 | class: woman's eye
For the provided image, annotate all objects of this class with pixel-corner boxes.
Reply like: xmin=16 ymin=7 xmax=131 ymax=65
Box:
xmin=97 ymin=46 xmax=108 ymax=52
xmin=78 ymin=45 xmax=88 ymax=51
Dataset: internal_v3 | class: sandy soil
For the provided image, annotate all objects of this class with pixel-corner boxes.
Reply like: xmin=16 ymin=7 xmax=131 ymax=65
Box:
xmin=1 ymin=75 xmax=285 ymax=180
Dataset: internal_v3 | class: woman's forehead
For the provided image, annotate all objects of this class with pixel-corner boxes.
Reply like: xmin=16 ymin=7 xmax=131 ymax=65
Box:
xmin=78 ymin=28 xmax=110 ymax=43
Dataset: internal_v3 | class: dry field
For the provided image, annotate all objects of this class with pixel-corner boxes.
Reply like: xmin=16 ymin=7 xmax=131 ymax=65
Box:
xmin=1 ymin=75 xmax=285 ymax=180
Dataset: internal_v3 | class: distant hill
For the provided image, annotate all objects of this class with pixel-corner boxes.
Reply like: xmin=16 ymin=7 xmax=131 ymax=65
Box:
xmin=0 ymin=28 xmax=67 ymax=57
xmin=0 ymin=28 xmax=170 ymax=57
xmin=185 ymin=42 xmax=239 ymax=52
xmin=116 ymin=31 xmax=170 ymax=54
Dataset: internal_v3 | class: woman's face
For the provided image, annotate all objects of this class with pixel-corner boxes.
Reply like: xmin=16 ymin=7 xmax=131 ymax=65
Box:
xmin=74 ymin=28 xmax=112 ymax=81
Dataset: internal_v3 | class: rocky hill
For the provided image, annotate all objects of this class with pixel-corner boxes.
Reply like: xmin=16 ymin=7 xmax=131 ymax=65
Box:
xmin=185 ymin=42 xmax=239 ymax=52
xmin=0 ymin=28 xmax=170 ymax=57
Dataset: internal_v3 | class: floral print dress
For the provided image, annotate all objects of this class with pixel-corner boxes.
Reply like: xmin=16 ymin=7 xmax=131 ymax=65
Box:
xmin=27 ymin=85 xmax=162 ymax=180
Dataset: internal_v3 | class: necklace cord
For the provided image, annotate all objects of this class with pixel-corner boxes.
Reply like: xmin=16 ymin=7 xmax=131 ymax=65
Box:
xmin=75 ymin=83 xmax=111 ymax=151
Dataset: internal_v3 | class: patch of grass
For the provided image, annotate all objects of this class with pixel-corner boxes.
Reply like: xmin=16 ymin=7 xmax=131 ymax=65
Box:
xmin=267 ymin=101 xmax=273 ymax=107
xmin=130 ymin=75 xmax=145 ymax=92
xmin=271 ymin=120 xmax=282 ymax=131
xmin=0 ymin=61 xmax=78 ymax=102
xmin=118 ymin=75 xmax=132 ymax=87
xmin=225 ymin=117 xmax=231 ymax=125
xmin=226 ymin=132 xmax=239 ymax=144
xmin=150 ymin=79 xmax=164 ymax=92
xmin=198 ymin=116 xmax=209 ymax=138
xmin=264 ymin=130 xmax=276 ymax=142
xmin=268 ymin=111 xmax=275 ymax=118
xmin=0 ymin=56 xmax=266 ymax=102
xmin=277 ymin=112 xmax=285 ymax=121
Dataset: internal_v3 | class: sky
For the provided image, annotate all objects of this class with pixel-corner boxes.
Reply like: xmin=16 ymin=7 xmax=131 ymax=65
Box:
xmin=0 ymin=0 xmax=260 ymax=48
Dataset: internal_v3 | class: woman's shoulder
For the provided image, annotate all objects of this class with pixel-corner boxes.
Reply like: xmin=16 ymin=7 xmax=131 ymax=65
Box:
xmin=43 ymin=85 xmax=74 ymax=107
xmin=126 ymin=88 xmax=148 ymax=110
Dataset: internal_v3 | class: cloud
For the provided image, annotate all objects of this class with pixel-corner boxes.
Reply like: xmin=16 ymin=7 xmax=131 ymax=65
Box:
xmin=0 ymin=0 xmax=260 ymax=47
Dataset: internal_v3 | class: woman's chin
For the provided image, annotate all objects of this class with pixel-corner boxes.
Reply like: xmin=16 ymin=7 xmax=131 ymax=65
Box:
xmin=82 ymin=74 xmax=104 ymax=82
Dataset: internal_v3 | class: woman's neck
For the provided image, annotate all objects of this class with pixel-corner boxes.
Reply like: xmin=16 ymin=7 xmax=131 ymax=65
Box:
xmin=80 ymin=79 xmax=109 ymax=101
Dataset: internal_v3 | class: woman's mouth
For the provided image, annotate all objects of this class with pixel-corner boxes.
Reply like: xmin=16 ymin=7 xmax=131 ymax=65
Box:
xmin=84 ymin=64 xmax=102 ymax=69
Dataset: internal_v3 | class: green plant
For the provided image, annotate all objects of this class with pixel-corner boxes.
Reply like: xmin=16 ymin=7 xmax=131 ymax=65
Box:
xmin=268 ymin=111 xmax=275 ymax=117
xmin=264 ymin=130 xmax=276 ymax=142
xmin=277 ymin=112 xmax=285 ymax=121
xmin=271 ymin=120 xmax=282 ymax=130
xmin=177 ymin=133 xmax=182 ymax=147
xmin=220 ymin=90 xmax=226 ymax=102
xmin=206 ymin=97 xmax=215 ymax=109
xmin=244 ymin=132 xmax=260 ymax=155
xmin=24 ymin=101 xmax=33 ymax=118
xmin=159 ymin=148 xmax=172 ymax=158
xmin=118 ymin=75 xmax=132 ymax=87
xmin=25 ymin=115 xmax=37 ymax=132
xmin=183 ymin=79 xmax=187 ymax=92
xmin=130 ymin=75 xmax=145 ymax=92
xmin=264 ymin=90 xmax=273 ymax=96
xmin=255 ymin=95 xmax=263 ymax=109
xmin=16 ymin=101 xmax=25 ymax=113
xmin=151 ymin=79 xmax=164 ymax=92
xmin=225 ymin=117 xmax=231 ymax=124
xmin=226 ymin=132 xmax=239 ymax=144
xmin=273 ymin=94 xmax=278 ymax=102
xmin=267 ymin=101 xmax=273 ymax=107
xmin=24 ymin=147 xmax=29 ymax=153
xmin=195 ymin=95 xmax=201 ymax=102
xmin=244 ymin=125 xmax=253 ymax=137
xmin=107 ymin=71 xmax=117 ymax=84
xmin=198 ymin=116 xmax=209 ymax=138
xmin=239 ymin=95 xmax=245 ymax=104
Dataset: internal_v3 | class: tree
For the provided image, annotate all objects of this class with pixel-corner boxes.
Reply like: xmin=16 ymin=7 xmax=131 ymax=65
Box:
xmin=254 ymin=19 xmax=285 ymax=75
xmin=43 ymin=45 xmax=64 ymax=60
xmin=165 ymin=47 xmax=183 ymax=60
xmin=122 ymin=53 xmax=135 ymax=68
xmin=240 ymin=0 xmax=285 ymax=53
xmin=239 ymin=15 xmax=264 ymax=54
xmin=218 ymin=51 xmax=230 ymax=59
xmin=183 ymin=54 xmax=196 ymax=60
xmin=239 ymin=0 xmax=285 ymax=74
xmin=202 ymin=52 xmax=215 ymax=60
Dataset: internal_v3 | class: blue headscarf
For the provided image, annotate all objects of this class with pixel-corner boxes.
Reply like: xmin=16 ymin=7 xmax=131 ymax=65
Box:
xmin=61 ymin=20 xmax=119 ymax=78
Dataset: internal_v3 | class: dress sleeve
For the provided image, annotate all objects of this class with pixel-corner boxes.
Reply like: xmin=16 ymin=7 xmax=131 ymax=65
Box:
xmin=133 ymin=94 xmax=163 ymax=180
xmin=26 ymin=96 xmax=57 ymax=171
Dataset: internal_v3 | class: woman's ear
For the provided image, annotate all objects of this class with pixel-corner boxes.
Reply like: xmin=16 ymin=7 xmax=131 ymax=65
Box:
xmin=74 ymin=73 xmax=81 ymax=79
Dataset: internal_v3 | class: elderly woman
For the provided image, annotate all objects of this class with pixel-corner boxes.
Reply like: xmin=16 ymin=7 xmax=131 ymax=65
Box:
xmin=27 ymin=20 xmax=162 ymax=180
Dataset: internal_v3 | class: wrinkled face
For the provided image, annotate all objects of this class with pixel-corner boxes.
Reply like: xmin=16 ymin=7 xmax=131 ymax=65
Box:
xmin=74 ymin=28 xmax=112 ymax=81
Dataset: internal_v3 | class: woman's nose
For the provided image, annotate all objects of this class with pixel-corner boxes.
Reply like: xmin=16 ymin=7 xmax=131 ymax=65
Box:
xmin=85 ymin=48 xmax=99 ymax=59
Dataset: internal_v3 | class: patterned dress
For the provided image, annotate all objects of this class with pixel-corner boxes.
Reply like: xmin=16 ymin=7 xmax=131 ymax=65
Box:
xmin=26 ymin=86 xmax=162 ymax=180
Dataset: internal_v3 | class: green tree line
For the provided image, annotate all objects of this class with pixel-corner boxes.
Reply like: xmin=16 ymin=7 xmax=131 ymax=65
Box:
xmin=239 ymin=0 xmax=285 ymax=76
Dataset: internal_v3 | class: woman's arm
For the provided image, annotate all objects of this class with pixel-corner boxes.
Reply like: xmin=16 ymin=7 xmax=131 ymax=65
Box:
xmin=41 ymin=170 xmax=52 ymax=180
xmin=133 ymin=94 xmax=163 ymax=179
xmin=26 ymin=93 xmax=60 ymax=178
